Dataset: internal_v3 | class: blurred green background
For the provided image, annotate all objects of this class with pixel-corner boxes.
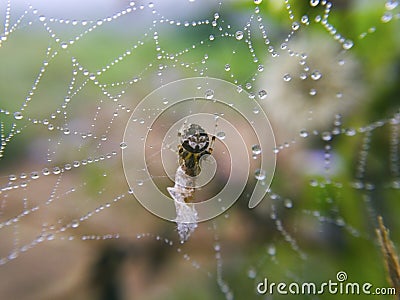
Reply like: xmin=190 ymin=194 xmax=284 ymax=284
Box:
xmin=0 ymin=0 xmax=400 ymax=299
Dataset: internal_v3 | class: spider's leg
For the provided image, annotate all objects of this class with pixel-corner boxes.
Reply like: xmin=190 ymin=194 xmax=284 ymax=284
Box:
xmin=208 ymin=135 xmax=216 ymax=154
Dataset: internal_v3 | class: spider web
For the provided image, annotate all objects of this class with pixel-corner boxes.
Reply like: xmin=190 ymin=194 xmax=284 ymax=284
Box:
xmin=0 ymin=0 xmax=399 ymax=299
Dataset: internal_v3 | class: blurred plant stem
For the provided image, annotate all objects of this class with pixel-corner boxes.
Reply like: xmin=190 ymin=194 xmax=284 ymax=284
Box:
xmin=377 ymin=216 xmax=400 ymax=299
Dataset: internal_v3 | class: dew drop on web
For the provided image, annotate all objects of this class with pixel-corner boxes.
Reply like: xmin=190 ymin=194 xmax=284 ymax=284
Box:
xmin=254 ymin=169 xmax=266 ymax=180
xmin=252 ymin=144 xmax=262 ymax=155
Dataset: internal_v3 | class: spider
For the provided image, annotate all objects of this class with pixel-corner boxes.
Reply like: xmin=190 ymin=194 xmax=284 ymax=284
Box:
xmin=177 ymin=123 xmax=216 ymax=177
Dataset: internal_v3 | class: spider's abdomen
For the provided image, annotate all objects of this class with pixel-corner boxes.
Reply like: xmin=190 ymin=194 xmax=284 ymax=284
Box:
xmin=180 ymin=151 xmax=202 ymax=177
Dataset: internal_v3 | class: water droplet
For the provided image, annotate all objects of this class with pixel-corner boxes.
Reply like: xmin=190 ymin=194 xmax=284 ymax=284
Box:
xmin=162 ymin=98 xmax=169 ymax=105
xmin=258 ymin=89 xmax=267 ymax=100
xmin=248 ymin=268 xmax=257 ymax=279
xmin=254 ymin=0 xmax=262 ymax=4
xmin=252 ymin=144 xmax=262 ymax=155
xmin=310 ymin=0 xmax=319 ymax=7
xmin=352 ymin=180 xmax=364 ymax=189
xmin=209 ymin=34 xmax=215 ymax=41
xmin=224 ymin=64 xmax=231 ymax=71
xmin=386 ymin=0 xmax=398 ymax=10
xmin=311 ymin=70 xmax=322 ymax=80
xmin=267 ymin=245 xmax=276 ymax=256
xmin=337 ymin=59 xmax=345 ymax=67
xmin=120 ymin=142 xmax=128 ymax=149
xmin=137 ymin=180 xmax=144 ymax=186
xmin=309 ymin=88 xmax=317 ymax=96
xmin=301 ymin=15 xmax=309 ymax=24
xmin=322 ymin=131 xmax=332 ymax=141
xmin=284 ymin=199 xmax=293 ymax=208
xmin=342 ymin=39 xmax=354 ymax=50
xmin=343 ymin=128 xmax=356 ymax=137
xmin=216 ymin=131 xmax=226 ymax=140
xmin=299 ymin=130 xmax=309 ymax=138
xmin=71 ymin=220 xmax=80 ymax=228
xmin=205 ymin=89 xmax=214 ymax=99
xmin=299 ymin=73 xmax=307 ymax=80
xmin=13 ymin=111 xmax=23 ymax=120
xmin=392 ymin=179 xmax=400 ymax=189
xmin=235 ymin=30 xmax=243 ymax=40
xmin=252 ymin=107 xmax=259 ymax=114
xmin=8 ymin=251 xmax=18 ymax=260
xmin=53 ymin=167 xmax=61 ymax=175
xmin=292 ymin=22 xmax=300 ymax=31
xmin=60 ymin=42 xmax=68 ymax=49
xmin=381 ymin=12 xmax=393 ymax=23
xmin=30 ymin=172 xmax=39 ymax=180
xmin=283 ymin=73 xmax=292 ymax=82
xmin=257 ymin=64 xmax=264 ymax=72
xmin=255 ymin=169 xmax=266 ymax=180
